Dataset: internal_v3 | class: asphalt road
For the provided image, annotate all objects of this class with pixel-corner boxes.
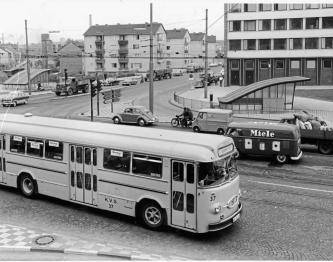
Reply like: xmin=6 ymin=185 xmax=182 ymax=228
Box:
xmin=0 ymin=76 xmax=332 ymax=260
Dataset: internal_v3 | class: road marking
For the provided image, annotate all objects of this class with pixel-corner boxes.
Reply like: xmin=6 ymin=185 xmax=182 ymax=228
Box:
xmin=246 ymin=179 xmax=333 ymax=194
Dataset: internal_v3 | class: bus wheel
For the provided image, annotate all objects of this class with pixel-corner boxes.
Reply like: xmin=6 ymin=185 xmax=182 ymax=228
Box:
xmin=20 ymin=174 xmax=37 ymax=198
xmin=318 ymin=141 xmax=333 ymax=155
xmin=275 ymin=154 xmax=287 ymax=164
xmin=141 ymin=202 xmax=164 ymax=230
xmin=193 ymin=126 xmax=200 ymax=133
xmin=217 ymin=128 xmax=224 ymax=135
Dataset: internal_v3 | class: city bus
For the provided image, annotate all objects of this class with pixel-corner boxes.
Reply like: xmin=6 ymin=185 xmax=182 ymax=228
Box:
xmin=0 ymin=113 xmax=242 ymax=233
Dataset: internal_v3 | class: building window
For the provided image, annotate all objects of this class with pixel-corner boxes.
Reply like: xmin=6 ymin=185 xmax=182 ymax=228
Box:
xmin=229 ymin=40 xmax=241 ymax=51
xmin=231 ymin=60 xmax=239 ymax=69
xmin=274 ymin=19 xmax=287 ymax=30
xmin=289 ymin=4 xmax=303 ymax=10
xmin=322 ymin=17 xmax=333 ymax=29
xmin=291 ymin=60 xmax=300 ymax=69
xmin=307 ymin=60 xmax=316 ymax=69
xmin=119 ymin=35 xmax=125 ymax=40
xmin=325 ymin=37 xmax=333 ymax=49
xmin=290 ymin=18 xmax=303 ymax=30
xmin=305 ymin=38 xmax=319 ymax=49
xmin=322 ymin=4 xmax=333 ymax=8
xmin=305 ymin=4 xmax=320 ymax=9
xmin=244 ymin=39 xmax=256 ymax=50
xmin=229 ymin=21 xmax=241 ymax=32
xmin=291 ymin=38 xmax=303 ymax=49
xmin=306 ymin=18 xmax=319 ymax=29
xmin=260 ymin=60 xmax=270 ymax=69
xmin=244 ymin=20 xmax=256 ymax=31
xmin=166 ymin=46 xmax=170 ymax=50
xmin=259 ymin=4 xmax=271 ymax=11
xmin=245 ymin=60 xmax=254 ymax=69
xmin=274 ymin=39 xmax=287 ymax=50
xmin=276 ymin=60 xmax=284 ymax=69
xmin=274 ymin=4 xmax=287 ymax=11
xmin=259 ymin=19 xmax=271 ymax=31
xmin=323 ymin=59 xmax=332 ymax=68
xmin=229 ymin=3 xmax=241 ymax=12
xmin=112 ymin=63 xmax=117 ymax=68
xmin=244 ymin=4 xmax=256 ymax=12
xmin=259 ymin=39 xmax=271 ymax=50
xmin=133 ymin=44 xmax=139 ymax=49
xmin=136 ymin=34 xmax=140 ymax=40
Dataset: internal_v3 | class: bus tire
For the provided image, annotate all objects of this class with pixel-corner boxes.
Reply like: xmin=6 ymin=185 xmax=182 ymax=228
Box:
xmin=275 ymin=154 xmax=287 ymax=164
xmin=193 ymin=126 xmax=200 ymax=133
xmin=217 ymin=128 xmax=224 ymax=135
xmin=19 ymin=173 xmax=38 ymax=198
xmin=318 ymin=141 xmax=333 ymax=155
xmin=140 ymin=202 xmax=165 ymax=230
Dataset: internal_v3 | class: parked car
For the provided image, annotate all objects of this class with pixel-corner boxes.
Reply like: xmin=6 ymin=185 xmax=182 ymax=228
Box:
xmin=121 ymin=78 xmax=138 ymax=86
xmin=1 ymin=91 xmax=29 ymax=107
xmin=112 ymin=106 xmax=158 ymax=126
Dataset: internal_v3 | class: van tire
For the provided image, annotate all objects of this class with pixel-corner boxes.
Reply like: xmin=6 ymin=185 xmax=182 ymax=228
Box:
xmin=217 ymin=128 xmax=224 ymax=135
xmin=275 ymin=154 xmax=287 ymax=164
xmin=193 ymin=126 xmax=200 ymax=133
xmin=318 ymin=141 xmax=333 ymax=155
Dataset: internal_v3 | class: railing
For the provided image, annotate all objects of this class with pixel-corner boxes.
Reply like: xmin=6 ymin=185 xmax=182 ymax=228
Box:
xmin=173 ymin=92 xmax=214 ymax=110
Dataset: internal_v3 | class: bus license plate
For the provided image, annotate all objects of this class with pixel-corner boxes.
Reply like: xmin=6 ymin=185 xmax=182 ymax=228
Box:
xmin=233 ymin=213 xmax=240 ymax=223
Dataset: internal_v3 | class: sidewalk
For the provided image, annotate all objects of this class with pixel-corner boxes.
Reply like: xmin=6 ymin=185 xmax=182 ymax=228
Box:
xmin=0 ymin=224 xmax=187 ymax=260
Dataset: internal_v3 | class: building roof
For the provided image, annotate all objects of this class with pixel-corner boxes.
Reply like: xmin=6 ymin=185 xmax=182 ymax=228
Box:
xmin=190 ymin=32 xmax=205 ymax=41
xmin=58 ymin=42 xmax=83 ymax=54
xmin=207 ymin=35 xmax=216 ymax=43
xmin=84 ymin=23 xmax=164 ymax=36
xmin=166 ymin=28 xmax=188 ymax=39
xmin=218 ymin=76 xmax=311 ymax=104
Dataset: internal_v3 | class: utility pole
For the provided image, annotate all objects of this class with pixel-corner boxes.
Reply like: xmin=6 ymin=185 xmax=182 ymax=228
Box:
xmin=149 ymin=2 xmax=154 ymax=113
xmin=204 ymin=9 xmax=208 ymax=99
xmin=25 ymin=20 xmax=31 ymax=95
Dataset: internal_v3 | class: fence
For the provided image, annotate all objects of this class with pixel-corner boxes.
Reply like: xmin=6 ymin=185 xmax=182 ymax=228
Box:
xmin=173 ymin=92 xmax=217 ymax=111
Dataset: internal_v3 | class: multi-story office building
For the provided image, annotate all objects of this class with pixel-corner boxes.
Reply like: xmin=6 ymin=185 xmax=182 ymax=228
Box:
xmin=83 ymin=23 xmax=167 ymax=76
xmin=224 ymin=3 xmax=333 ymax=86
xmin=165 ymin=28 xmax=191 ymax=69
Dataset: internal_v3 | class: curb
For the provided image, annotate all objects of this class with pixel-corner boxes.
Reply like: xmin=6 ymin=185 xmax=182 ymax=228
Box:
xmin=0 ymin=245 xmax=133 ymax=260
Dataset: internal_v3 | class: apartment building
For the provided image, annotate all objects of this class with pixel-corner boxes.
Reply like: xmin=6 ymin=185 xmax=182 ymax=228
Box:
xmin=83 ymin=23 xmax=167 ymax=76
xmin=165 ymin=28 xmax=190 ymax=69
xmin=59 ymin=42 xmax=84 ymax=75
xmin=189 ymin=33 xmax=218 ymax=67
xmin=224 ymin=3 xmax=333 ymax=86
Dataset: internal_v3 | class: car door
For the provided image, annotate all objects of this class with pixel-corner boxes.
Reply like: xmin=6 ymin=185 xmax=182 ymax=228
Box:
xmin=120 ymin=108 xmax=132 ymax=123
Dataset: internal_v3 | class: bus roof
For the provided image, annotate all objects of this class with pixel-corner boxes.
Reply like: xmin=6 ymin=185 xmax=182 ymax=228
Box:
xmin=228 ymin=121 xmax=299 ymax=132
xmin=0 ymin=114 xmax=235 ymax=162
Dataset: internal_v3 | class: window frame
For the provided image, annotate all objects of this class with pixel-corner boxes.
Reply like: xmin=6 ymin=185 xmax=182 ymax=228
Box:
xmin=289 ymin=18 xmax=303 ymax=30
xmin=244 ymin=20 xmax=256 ymax=31
xmin=258 ymin=19 xmax=271 ymax=31
xmin=274 ymin=19 xmax=287 ymax=30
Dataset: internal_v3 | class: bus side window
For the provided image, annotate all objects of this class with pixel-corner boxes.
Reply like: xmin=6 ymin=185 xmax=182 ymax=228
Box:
xmin=172 ymin=162 xmax=184 ymax=182
xmin=93 ymin=149 xmax=97 ymax=166
xmin=46 ymin=140 xmax=63 ymax=161
xmin=76 ymin=147 xmax=83 ymax=163
xmin=103 ymin=148 xmax=130 ymax=173
xmin=85 ymin=148 xmax=91 ymax=165
xmin=10 ymin=135 xmax=26 ymax=154
xmin=132 ymin=154 xmax=162 ymax=178
xmin=70 ymin=146 xmax=74 ymax=162
xmin=186 ymin=164 xmax=194 ymax=184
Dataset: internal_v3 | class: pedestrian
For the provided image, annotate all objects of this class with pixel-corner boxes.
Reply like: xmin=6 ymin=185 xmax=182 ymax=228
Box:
xmin=219 ymin=75 xmax=223 ymax=87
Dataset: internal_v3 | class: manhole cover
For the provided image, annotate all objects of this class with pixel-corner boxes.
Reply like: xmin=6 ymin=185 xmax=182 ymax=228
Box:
xmin=34 ymin=235 xmax=55 ymax=245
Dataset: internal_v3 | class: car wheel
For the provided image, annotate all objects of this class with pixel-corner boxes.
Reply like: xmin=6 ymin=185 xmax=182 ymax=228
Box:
xmin=217 ymin=128 xmax=224 ymax=135
xmin=55 ymin=92 xmax=61 ymax=96
xmin=67 ymin=88 xmax=73 ymax=96
xmin=140 ymin=202 xmax=164 ymax=230
xmin=193 ymin=126 xmax=200 ymax=133
xmin=113 ymin=117 xmax=121 ymax=124
xmin=20 ymin=174 xmax=37 ymax=198
xmin=13 ymin=101 xmax=17 ymax=107
xmin=275 ymin=154 xmax=287 ymax=164
xmin=318 ymin=141 xmax=333 ymax=155
xmin=138 ymin=118 xmax=146 ymax=127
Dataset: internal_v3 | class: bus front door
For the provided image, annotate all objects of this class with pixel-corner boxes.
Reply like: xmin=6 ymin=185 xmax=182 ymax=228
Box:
xmin=171 ymin=161 xmax=196 ymax=230
xmin=0 ymin=136 xmax=5 ymax=184
xmin=69 ymin=145 xmax=97 ymax=205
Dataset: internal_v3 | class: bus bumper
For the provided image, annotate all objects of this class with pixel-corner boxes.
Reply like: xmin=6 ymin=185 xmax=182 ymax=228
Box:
xmin=290 ymin=150 xmax=302 ymax=161
xmin=208 ymin=202 xmax=242 ymax=232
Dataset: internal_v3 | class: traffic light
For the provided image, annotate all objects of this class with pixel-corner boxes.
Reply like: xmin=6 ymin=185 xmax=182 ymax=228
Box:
xmin=96 ymin=79 xmax=102 ymax=92
xmin=90 ymin=79 xmax=97 ymax=97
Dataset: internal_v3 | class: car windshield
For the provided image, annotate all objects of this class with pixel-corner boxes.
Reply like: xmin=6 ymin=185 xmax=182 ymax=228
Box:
xmin=198 ymin=155 xmax=237 ymax=187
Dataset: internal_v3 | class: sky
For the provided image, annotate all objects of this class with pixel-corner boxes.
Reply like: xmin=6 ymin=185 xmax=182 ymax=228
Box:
xmin=0 ymin=0 xmax=226 ymax=44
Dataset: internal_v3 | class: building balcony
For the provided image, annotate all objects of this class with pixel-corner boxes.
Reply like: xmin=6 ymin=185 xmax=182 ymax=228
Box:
xmin=118 ymin=40 xmax=128 ymax=46
xmin=95 ymin=57 xmax=105 ymax=63
xmin=95 ymin=49 xmax=105 ymax=56
xmin=95 ymin=39 xmax=105 ymax=45
xmin=118 ymin=57 xmax=129 ymax=63
xmin=118 ymin=47 xmax=129 ymax=55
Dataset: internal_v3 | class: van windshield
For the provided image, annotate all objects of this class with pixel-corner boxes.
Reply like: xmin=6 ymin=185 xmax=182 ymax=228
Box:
xmin=198 ymin=155 xmax=237 ymax=187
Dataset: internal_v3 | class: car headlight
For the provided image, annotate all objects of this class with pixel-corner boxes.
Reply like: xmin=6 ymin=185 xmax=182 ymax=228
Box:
xmin=214 ymin=206 xmax=221 ymax=214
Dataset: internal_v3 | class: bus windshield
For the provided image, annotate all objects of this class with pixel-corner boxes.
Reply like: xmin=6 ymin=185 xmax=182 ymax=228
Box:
xmin=198 ymin=155 xmax=237 ymax=187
